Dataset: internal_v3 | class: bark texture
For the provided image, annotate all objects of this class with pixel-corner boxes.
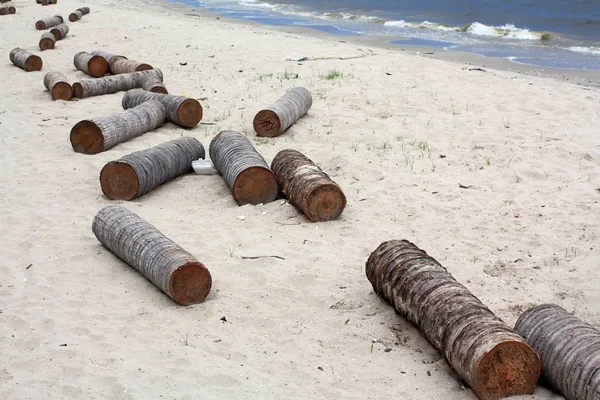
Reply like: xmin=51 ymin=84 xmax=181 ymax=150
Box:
xmin=92 ymin=205 xmax=212 ymax=305
xmin=0 ymin=5 xmax=15 ymax=14
xmin=39 ymin=32 xmax=56 ymax=51
xmin=50 ymin=23 xmax=69 ymax=40
xmin=100 ymin=137 xmax=204 ymax=200
xmin=90 ymin=49 xmax=126 ymax=64
xmin=73 ymin=69 xmax=164 ymax=99
xmin=140 ymin=73 xmax=168 ymax=94
xmin=122 ymin=89 xmax=202 ymax=128
xmin=271 ymin=149 xmax=346 ymax=221
xmin=109 ymin=57 xmax=152 ymax=74
xmin=70 ymin=100 xmax=166 ymax=154
xmin=209 ymin=130 xmax=279 ymax=205
xmin=77 ymin=6 xmax=90 ymax=14
xmin=253 ymin=87 xmax=312 ymax=137
xmin=68 ymin=10 xmax=82 ymax=22
xmin=73 ymin=51 xmax=108 ymax=78
xmin=366 ymin=240 xmax=541 ymax=400
xmin=515 ymin=304 xmax=600 ymax=400
xmin=35 ymin=14 xmax=63 ymax=30
xmin=9 ymin=48 xmax=42 ymax=71
xmin=44 ymin=71 xmax=72 ymax=101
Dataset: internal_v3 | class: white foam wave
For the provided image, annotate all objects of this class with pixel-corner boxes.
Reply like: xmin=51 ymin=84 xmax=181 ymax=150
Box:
xmin=468 ymin=22 xmax=539 ymax=40
xmin=569 ymin=46 xmax=600 ymax=55
xmin=383 ymin=20 xmax=409 ymax=28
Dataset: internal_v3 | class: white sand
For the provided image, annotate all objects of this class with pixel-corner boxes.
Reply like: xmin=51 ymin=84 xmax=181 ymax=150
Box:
xmin=1 ymin=0 xmax=599 ymax=398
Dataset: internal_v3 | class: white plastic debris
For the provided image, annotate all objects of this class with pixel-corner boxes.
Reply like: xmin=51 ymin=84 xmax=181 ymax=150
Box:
xmin=192 ymin=159 xmax=218 ymax=175
xmin=237 ymin=216 xmax=246 ymax=220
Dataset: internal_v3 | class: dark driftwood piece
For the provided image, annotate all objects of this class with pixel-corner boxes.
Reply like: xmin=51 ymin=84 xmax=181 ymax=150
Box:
xmin=0 ymin=5 xmax=15 ymax=14
xmin=271 ymin=149 xmax=346 ymax=221
xmin=209 ymin=130 xmax=278 ymax=206
xmin=35 ymin=14 xmax=63 ymax=30
xmin=515 ymin=304 xmax=600 ymax=400
xmin=122 ymin=89 xmax=201 ymax=128
xmin=73 ymin=69 xmax=163 ymax=99
xmin=92 ymin=205 xmax=212 ymax=305
xmin=50 ymin=23 xmax=69 ymax=40
xmin=44 ymin=71 xmax=72 ymax=101
xmin=39 ymin=32 xmax=56 ymax=51
xmin=366 ymin=240 xmax=541 ymax=400
xmin=9 ymin=48 xmax=42 ymax=71
xmin=73 ymin=51 xmax=108 ymax=78
xmin=253 ymin=87 xmax=312 ymax=137
xmin=109 ymin=57 xmax=152 ymax=74
xmin=70 ymin=100 xmax=166 ymax=154
xmin=100 ymin=137 xmax=204 ymax=200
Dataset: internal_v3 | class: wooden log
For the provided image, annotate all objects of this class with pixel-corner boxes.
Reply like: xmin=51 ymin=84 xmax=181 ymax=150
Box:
xmin=44 ymin=71 xmax=72 ymax=101
xmin=37 ymin=0 xmax=49 ymax=5
xmin=73 ymin=69 xmax=164 ymax=99
xmin=100 ymin=137 xmax=205 ymax=200
xmin=109 ymin=57 xmax=153 ymax=74
xmin=0 ymin=5 xmax=14 ymax=14
xmin=49 ymin=0 xmax=57 ymax=4
xmin=0 ymin=0 xmax=11 ymax=4
xmin=35 ymin=14 xmax=63 ymax=30
xmin=271 ymin=149 xmax=346 ymax=221
xmin=90 ymin=49 xmax=127 ymax=64
xmin=209 ymin=130 xmax=278 ymax=205
xmin=69 ymin=10 xmax=82 ymax=22
xmin=515 ymin=304 xmax=600 ymax=400
xmin=140 ymin=72 xmax=167 ymax=94
xmin=122 ymin=89 xmax=201 ymax=128
xmin=92 ymin=205 xmax=212 ymax=305
xmin=39 ymin=32 xmax=56 ymax=51
xmin=73 ymin=51 xmax=108 ymax=78
xmin=9 ymin=48 xmax=42 ymax=72
xmin=366 ymin=240 xmax=541 ymax=400
xmin=50 ymin=23 xmax=69 ymax=40
xmin=78 ymin=6 xmax=90 ymax=14
xmin=253 ymin=87 xmax=312 ymax=137
xmin=70 ymin=100 xmax=166 ymax=154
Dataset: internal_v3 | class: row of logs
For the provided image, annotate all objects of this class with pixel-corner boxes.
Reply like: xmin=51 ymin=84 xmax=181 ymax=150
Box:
xmin=0 ymin=4 xmax=15 ymax=14
xmin=39 ymin=24 xmax=68 ymax=51
xmin=69 ymin=7 xmax=89 ymax=22
xmin=73 ymin=50 xmax=152 ymax=78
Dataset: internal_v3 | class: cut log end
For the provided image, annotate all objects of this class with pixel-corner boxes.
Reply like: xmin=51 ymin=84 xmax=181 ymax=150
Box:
xmin=72 ymin=82 xmax=83 ymax=98
xmin=88 ymin=56 xmax=109 ymax=78
xmin=473 ymin=341 xmax=541 ymax=400
xmin=135 ymin=63 xmax=153 ymax=71
xmin=169 ymin=262 xmax=212 ymax=305
xmin=150 ymin=86 xmax=168 ymax=94
xmin=68 ymin=13 xmax=78 ymax=22
xmin=253 ymin=109 xmax=281 ymax=137
xmin=100 ymin=162 xmax=139 ymax=200
xmin=25 ymin=56 xmax=43 ymax=72
xmin=51 ymin=82 xmax=73 ymax=101
xmin=232 ymin=166 xmax=279 ymax=205
xmin=177 ymin=98 xmax=203 ymax=128
xmin=39 ymin=38 xmax=55 ymax=51
xmin=304 ymin=183 xmax=347 ymax=222
xmin=70 ymin=120 xmax=104 ymax=154
xmin=35 ymin=21 xmax=45 ymax=30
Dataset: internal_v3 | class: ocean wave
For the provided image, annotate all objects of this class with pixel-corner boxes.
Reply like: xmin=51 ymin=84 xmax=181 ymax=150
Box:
xmin=568 ymin=46 xmax=600 ymax=55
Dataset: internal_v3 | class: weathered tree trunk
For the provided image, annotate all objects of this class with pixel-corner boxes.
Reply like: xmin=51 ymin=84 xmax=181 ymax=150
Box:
xmin=73 ymin=69 xmax=164 ymax=99
xmin=44 ymin=71 xmax=72 ymax=101
xmin=70 ymin=100 xmax=166 ymax=154
xmin=50 ymin=23 xmax=69 ymax=40
xmin=253 ymin=87 xmax=312 ymax=137
xmin=140 ymin=73 xmax=168 ymax=94
xmin=271 ymin=149 xmax=346 ymax=221
xmin=9 ymin=48 xmax=42 ymax=72
xmin=109 ymin=57 xmax=152 ymax=74
xmin=90 ymin=49 xmax=126 ymax=64
xmin=92 ymin=205 xmax=212 ymax=305
xmin=100 ymin=137 xmax=204 ymax=200
xmin=209 ymin=130 xmax=279 ymax=205
xmin=122 ymin=89 xmax=202 ymax=128
xmin=35 ymin=14 xmax=63 ymax=30
xmin=515 ymin=304 xmax=600 ymax=400
xmin=366 ymin=240 xmax=541 ymax=400
xmin=0 ymin=5 xmax=15 ymax=14
xmin=69 ymin=10 xmax=82 ymax=22
xmin=73 ymin=51 xmax=108 ymax=78
xmin=39 ymin=32 xmax=56 ymax=51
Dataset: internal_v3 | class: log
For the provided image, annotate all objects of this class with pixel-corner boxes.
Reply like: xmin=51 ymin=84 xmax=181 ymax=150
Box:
xmin=140 ymin=73 xmax=168 ymax=94
xmin=515 ymin=304 xmax=600 ymax=400
xmin=100 ymin=137 xmax=205 ymax=200
xmin=78 ymin=6 xmax=90 ymax=14
xmin=0 ymin=5 xmax=15 ymax=14
xmin=9 ymin=48 xmax=42 ymax=72
xmin=39 ymin=32 xmax=56 ymax=51
xmin=69 ymin=10 xmax=82 ymax=22
xmin=366 ymin=240 xmax=541 ymax=400
xmin=92 ymin=205 xmax=212 ymax=305
xmin=37 ymin=0 xmax=49 ymax=5
xmin=73 ymin=51 xmax=108 ymax=78
xmin=0 ymin=0 xmax=11 ymax=4
xmin=44 ymin=71 xmax=72 ymax=101
xmin=49 ymin=0 xmax=57 ymax=3
xmin=271 ymin=149 xmax=346 ymax=221
xmin=73 ymin=69 xmax=164 ymax=99
xmin=50 ymin=23 xmax=69 ymax=40
xmin=209 ymin=130 xmax=279 ymax=205
xmin=253 ymin=87 xmax=312 ymax=137
xmin=109 ymin=57 xmax=152 ymax=74
xmin=70 ymin=100 xmax=166 ymax=154
xmin=122 ymin=89 xmax=201 ymax=128
xmin=35 ymin=14 xmax=63 ymax=30
xmin=90 ymin=49 xmax=126 ymax=64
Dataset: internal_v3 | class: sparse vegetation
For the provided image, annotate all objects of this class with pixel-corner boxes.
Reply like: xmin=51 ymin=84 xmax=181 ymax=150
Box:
xmin=281 ymin=71 xmax=299 ymax=80
xmin=323 ymin=70 xmax=343 ymax=80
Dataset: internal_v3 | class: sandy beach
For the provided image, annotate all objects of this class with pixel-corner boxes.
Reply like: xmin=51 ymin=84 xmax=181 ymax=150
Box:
xmin=1 ymin=0 xmax=599 ymax=398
